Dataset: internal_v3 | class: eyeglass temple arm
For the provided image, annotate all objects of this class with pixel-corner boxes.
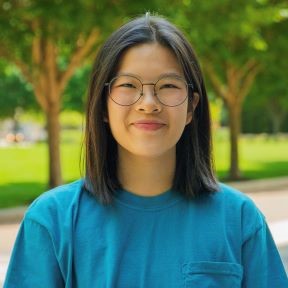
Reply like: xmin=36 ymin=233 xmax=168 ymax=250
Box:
xmin=188 ymin=83 xmax=195 ymax=92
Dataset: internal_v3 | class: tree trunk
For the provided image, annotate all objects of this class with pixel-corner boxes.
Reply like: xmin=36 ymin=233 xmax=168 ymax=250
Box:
xmin=204 ymin=60 xmax=259 ymax=181
xmin=46 ymin=101 xmax=62 ymax=188
xmin=227 ymin=102 xmax=242 ymax=180
xmin=271 ymin=114 xmax=282 ymax=135
xmin=267 ymin=101 xmax=286 ymax=135
xmin=6 ymin=25 xmax=100 ymax=190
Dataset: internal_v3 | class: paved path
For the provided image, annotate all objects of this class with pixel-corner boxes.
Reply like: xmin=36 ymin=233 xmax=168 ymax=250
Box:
xmin=0 ymin=224 xmax=18 ymax=287
xmin=1 ymin=179 xmax=288 ymax=286
xmin=246 ymin=189 xmax=288 ymax=248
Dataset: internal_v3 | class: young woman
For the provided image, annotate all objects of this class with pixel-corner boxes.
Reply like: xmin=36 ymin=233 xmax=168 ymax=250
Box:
xmin=4 ymin=14 xmax=288 ymax=287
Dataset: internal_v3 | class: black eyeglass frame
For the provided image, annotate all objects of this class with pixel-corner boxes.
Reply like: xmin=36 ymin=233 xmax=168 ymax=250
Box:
xmin=104 ymin=74 xmax=195 ymax=107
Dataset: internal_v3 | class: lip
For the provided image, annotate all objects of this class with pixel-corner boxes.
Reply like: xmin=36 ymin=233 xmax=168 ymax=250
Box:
xmin=132 ymin=119 xmax=166 ymax=131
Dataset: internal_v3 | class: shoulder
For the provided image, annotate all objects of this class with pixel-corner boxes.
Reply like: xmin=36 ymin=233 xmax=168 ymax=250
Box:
xmin=24 ymin=179 xmax=88 ymax=228
xmin=214 ymin=182 xmax=262 ymax=212
xmin=210 ymin=183 xmax=266 ymax=242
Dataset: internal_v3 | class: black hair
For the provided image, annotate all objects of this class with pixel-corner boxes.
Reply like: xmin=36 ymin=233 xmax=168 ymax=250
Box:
xmin=84 ymin=14 xmax=218 ymax=204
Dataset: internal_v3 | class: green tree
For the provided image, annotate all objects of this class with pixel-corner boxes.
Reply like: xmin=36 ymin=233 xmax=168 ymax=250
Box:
xmin=165 ymin=0 xmax=288 ymax=179
xmin=242 ymin=16 xmax=288 ymax=134
xmin=253 ymin=18 xmax=288 ymax=134
xmin=0 ymin=60 xmax=38 ymax=118
xmin=62 ymin=65 xmax=90 ymax=113
xmin=0 ymin=0 xmax=158 ymax=188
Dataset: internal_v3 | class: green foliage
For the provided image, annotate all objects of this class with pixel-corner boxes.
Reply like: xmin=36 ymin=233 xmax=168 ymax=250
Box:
xmin=242 ymin=17 xmax=288 ymax=133
xmin=210 ymin=98 xmax=223 ymax=128
xmin=62 ymin=65 xmax=91 ymax=112
xmin=165 ymin=0 xmax=288 ymax=74
xmin=0 ymin=0 xmax=163 ymax=118
xmin=1 ymin=0 xmax=288 ymax=134
xmin=59 ymin=111 xmax=84 ymax=129
xmin=0 ymin=60 xmax=38 ymax=118
xmin=0 ymin=0 xmax=162 ymax=66
xmin=161 ymin=0 xmax=288 ymax=134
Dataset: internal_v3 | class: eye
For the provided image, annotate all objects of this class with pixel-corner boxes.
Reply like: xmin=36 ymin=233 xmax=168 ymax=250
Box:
xmin=119 ymin=83 xmax=136 ymax=88
xmin=160 ymin=83 xmax=179 ymax=89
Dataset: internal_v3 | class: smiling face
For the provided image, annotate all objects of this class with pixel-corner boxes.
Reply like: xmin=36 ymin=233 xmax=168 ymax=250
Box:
xmin=106 ymin=43 xmax=197 ymax=159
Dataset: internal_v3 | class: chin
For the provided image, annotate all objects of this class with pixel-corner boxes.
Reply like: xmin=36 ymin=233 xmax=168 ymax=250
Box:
xmin=129 ymin=146 xmax=175 ymax=159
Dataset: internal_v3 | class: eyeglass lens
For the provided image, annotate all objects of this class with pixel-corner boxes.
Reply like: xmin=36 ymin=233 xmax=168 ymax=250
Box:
xmin=109 ymin=75 xmax=188 ymax=106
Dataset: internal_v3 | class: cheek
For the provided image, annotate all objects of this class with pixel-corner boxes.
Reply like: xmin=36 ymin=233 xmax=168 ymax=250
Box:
xmin=171 ymin=105 xmax=190 ymax=126
xmin=168 ymin=108 xmax=190 ymax=140
xmin=107 ymin=99 xmax=119 ymax=123
xmin=107 ymin=101 xmax=128 ymax=136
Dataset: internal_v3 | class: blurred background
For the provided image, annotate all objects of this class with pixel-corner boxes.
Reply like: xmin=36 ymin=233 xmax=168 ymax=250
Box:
xmin=1 ymin=0 xmax=287 ymax=207
xmin=0 ymin=0 xmax=288 ymax=283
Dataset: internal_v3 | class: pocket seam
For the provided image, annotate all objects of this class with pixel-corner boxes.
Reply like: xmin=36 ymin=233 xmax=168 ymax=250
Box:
xmin=182 ymin=261 xmax=243 ymax=279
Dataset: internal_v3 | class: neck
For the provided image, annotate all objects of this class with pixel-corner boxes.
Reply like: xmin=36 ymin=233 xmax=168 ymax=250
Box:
xmin=117 ymin=147 xmax=176 ymax=196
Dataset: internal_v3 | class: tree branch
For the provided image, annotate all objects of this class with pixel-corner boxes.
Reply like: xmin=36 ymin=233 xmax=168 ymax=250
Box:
xmin=31 ymin=19 xmax=41 ymax=67
xmin=0 ymin=45 xmax=32 ymax=84
xmin=226 ymin=63 xmax=239 ymax=97
xmin=203 ymin=61 xmax=228 ymax=101
xmin=238 ymin=59 xmax=258 ymax=81
xmin=238 ymin=63 xmax=261 ymax=102
xmin=58 ymin=28 xmax=100 ymax=95
xmin=45 ymin=37 xmax=58 ymax=104
xmin=34 ymin=85 xmax=48 ymax=112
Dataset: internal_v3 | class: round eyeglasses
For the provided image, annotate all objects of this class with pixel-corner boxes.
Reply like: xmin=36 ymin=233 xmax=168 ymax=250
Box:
xmin=104 ymin=74 xmax=194 ymax=107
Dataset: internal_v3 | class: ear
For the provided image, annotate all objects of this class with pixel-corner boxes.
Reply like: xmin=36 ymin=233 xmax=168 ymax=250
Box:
xmin=103 ymin=116 xmax=109 ymax=123
xmin=186 ymin=92 xmax=199 ymax=125
xmin=186 ymin=111 xmax=192 ymax=125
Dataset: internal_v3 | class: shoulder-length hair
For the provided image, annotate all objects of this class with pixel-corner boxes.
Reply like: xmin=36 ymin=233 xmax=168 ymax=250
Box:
xmin=83 ymin=14 xmax=218 ymax=205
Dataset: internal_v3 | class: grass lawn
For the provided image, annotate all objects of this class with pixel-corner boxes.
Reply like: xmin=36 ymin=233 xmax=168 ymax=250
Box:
xmin=0 ymin=129 xmax=83 ymax=208
xmin=0 ymin=128 xmax=287 ymax=208
xmin=213 ymin=130 xmax=288 ymax=180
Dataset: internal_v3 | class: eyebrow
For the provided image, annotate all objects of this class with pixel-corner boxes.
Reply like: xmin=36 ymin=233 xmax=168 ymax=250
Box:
xmin=116 ymin=72 xmax=184 ymax=81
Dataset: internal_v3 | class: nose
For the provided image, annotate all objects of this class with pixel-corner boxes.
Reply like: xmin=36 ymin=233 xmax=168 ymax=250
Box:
xmin=135 ymin=85 xmax=162 ymax=113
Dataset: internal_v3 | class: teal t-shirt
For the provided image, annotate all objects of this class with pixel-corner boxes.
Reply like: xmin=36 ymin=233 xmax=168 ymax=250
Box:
xmin=4 ymin=180 xmax=288 ymax=287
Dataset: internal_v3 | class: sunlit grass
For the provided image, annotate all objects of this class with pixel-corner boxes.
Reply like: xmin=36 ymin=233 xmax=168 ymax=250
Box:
xmin=0 ymin=128 xmax=287 ymax=208
xmin=214 ymin=129 xmax=288 ymax=180
xmin=0 ymin=129 xmax=83 ymax=207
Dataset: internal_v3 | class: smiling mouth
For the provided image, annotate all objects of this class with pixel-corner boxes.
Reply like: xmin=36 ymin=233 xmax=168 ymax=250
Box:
xmin=133 ymin=123 xmax=166 ymax=131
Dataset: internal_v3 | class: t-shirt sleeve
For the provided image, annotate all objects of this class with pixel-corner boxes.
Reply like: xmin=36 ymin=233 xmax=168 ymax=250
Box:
xmin=4 ymin=217 xmax=65 ymax=288
xmin=241 ymin=220 xmax=288 ymax=287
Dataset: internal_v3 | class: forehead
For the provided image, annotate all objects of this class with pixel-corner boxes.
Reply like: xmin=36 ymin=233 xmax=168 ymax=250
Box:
xmin=116 ymin=43 xmax=184 ymax=80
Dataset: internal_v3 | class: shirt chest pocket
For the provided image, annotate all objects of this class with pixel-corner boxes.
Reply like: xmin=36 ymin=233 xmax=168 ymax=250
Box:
xmin=182 ymin=261 xmax=243 ymax=288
